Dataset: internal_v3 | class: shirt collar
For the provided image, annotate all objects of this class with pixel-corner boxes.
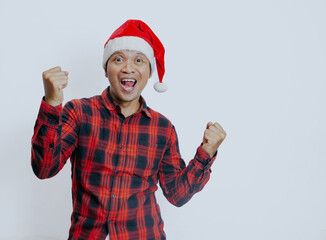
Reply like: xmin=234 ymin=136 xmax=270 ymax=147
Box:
xmin=101 ymin=86 xmax=152 ymax=118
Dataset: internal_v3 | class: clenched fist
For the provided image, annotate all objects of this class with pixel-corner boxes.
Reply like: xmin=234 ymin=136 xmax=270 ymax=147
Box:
xmin=201 ymin=122 xmax=226 ymax=158
xmin=42 ymin=66 xmax=69 ymax=107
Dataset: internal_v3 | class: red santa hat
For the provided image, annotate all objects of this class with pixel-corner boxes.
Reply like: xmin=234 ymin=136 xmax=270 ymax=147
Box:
xmin=103 ymin=19 xmax=167 ymax=92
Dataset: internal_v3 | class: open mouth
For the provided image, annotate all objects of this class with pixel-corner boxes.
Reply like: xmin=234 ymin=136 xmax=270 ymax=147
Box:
xmin=120 ymin=79 xmax=137 ymax=92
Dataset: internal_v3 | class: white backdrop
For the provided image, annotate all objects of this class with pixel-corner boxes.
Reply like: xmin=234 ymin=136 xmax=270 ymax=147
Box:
xmin=1 ymin=0 xmax=325 ymax=239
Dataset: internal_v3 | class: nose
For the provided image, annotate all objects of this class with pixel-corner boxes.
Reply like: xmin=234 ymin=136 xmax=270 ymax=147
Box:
xmin=121 ymin=59 xmax=135 ymax=74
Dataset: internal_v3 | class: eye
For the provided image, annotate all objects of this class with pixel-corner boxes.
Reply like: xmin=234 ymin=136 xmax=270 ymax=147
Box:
xmin=136 ymin=58 xmax=143 ymax=63
xmin=114 ymin=57 xmax=123 ymax=62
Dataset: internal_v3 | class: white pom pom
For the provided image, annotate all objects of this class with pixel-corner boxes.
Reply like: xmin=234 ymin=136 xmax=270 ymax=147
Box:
xmin=154 ymin=82 xmax=168 ymax=93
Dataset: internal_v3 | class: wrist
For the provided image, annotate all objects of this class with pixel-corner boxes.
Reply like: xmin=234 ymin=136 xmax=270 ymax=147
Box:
xmin=44 ymin=96 xmax=62 ymax=107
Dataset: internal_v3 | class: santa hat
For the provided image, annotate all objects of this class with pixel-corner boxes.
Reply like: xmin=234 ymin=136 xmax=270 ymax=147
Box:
xmin=103 ymin=19 xmax=167 ymax=93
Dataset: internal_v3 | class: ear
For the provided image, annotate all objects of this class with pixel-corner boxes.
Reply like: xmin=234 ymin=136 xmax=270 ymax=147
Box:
xmin=104 ymin=60 xmax=109 ymax=78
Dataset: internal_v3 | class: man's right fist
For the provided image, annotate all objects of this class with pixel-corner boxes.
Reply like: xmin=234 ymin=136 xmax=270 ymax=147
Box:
xmin=42 ymin=66 xmax=69 ymax=107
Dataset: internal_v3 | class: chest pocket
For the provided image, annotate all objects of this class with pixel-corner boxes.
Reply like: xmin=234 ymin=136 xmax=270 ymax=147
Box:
xmin=132 ymin=138 xmax=166 ymax=178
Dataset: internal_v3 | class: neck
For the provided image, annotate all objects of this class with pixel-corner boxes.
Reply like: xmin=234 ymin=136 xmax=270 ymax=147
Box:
xmin=118 ymin=100 xmax=140 ymax=118
xmin=109 ymin=93 xmax=141 ymax=118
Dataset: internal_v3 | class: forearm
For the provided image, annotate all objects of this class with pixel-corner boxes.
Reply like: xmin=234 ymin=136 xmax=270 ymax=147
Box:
xmin=31 ymin=98 xmax=65 ymax=179
xmin=159 ymin=146 xmax=217 ymax=207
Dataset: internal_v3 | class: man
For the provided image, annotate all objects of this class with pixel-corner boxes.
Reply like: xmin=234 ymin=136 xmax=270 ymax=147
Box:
xmin=31 ymin=19 xmax=226 ymax=240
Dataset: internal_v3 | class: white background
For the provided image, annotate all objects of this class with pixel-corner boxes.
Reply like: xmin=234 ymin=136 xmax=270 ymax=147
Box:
xmin=0 ymin=0 xmax=325 ymax=239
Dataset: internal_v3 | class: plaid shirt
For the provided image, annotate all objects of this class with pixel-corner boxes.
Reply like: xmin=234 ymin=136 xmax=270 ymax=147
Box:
xmin=31 ymin=87 xmax=217 ymax=240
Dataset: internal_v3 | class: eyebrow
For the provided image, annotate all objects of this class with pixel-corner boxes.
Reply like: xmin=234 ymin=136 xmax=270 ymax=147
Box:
xmin=112 ymin=50 xmax=146 ymax=57
xmin=111 ymin=51 xmax=124 ymax=56
xmin=134 ymin=51 xmax=146 ymax=57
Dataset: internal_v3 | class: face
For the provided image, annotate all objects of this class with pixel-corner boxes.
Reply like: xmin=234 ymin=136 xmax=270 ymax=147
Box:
xmin=106 ymin=50 xmax=152 ymax=106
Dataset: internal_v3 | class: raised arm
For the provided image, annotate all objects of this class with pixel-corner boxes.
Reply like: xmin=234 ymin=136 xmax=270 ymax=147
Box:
xmin=31 ymin=66 xmax=79 ymax=179
xmin=158 ymin=123 xmax=226 ymax=207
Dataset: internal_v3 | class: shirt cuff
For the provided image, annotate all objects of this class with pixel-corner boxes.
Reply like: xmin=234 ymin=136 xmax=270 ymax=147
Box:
xmin=37 ymin=97 xmax=63 ymax=128
xmin=193 ymin=145 xmax=217 ymax=172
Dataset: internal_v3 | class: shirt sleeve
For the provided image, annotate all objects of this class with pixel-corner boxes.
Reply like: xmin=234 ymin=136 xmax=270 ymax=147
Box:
xmin=31 ymin=97 xmax=79 ymax=179
xmin=158 ymin=125 xmax=217 ymax=207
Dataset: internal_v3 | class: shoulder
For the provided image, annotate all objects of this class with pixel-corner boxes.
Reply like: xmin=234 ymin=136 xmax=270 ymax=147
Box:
xmin=147 ymin=106 xmax=174 ymax=129
xmin=63 ymin=94 xmax=102 ymax=116
xmin=146 ymin=107 xmax=180 ymax=146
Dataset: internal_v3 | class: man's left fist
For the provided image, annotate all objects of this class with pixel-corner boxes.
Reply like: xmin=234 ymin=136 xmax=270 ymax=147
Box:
xmin=201 ymin=122 xmax=227 ymax=158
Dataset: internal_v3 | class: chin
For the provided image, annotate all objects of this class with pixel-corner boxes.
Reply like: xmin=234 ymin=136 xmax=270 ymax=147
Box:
xmin=118 ymin=91 xmax=140 ymax=102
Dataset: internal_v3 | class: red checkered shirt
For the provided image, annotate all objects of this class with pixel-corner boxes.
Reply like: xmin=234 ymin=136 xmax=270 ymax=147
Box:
xmin=31 ymin=87 xmax=217 ymax=240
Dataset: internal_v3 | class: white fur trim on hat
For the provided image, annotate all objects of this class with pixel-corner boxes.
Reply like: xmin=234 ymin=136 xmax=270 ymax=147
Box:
xmin=103 ymin=36 xmax=155 ymax=71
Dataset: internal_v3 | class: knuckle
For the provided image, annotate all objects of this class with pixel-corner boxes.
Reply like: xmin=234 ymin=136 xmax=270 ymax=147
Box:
xmin=48 ymin=76 xmax=56 ymax=82
xmin=42 ymin=72 xmax=49 ymax=79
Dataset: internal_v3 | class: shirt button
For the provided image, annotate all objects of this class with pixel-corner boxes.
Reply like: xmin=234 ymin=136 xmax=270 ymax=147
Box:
xmin=109 ymin=219 xmax=113 ymax=223
xmin=116 ymin=171 xmax=120 ymax=174
xmin=112 ymin=194 xmax=116 ymax=198
xmin=120 ymin=146 xmax=124 ymax=149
